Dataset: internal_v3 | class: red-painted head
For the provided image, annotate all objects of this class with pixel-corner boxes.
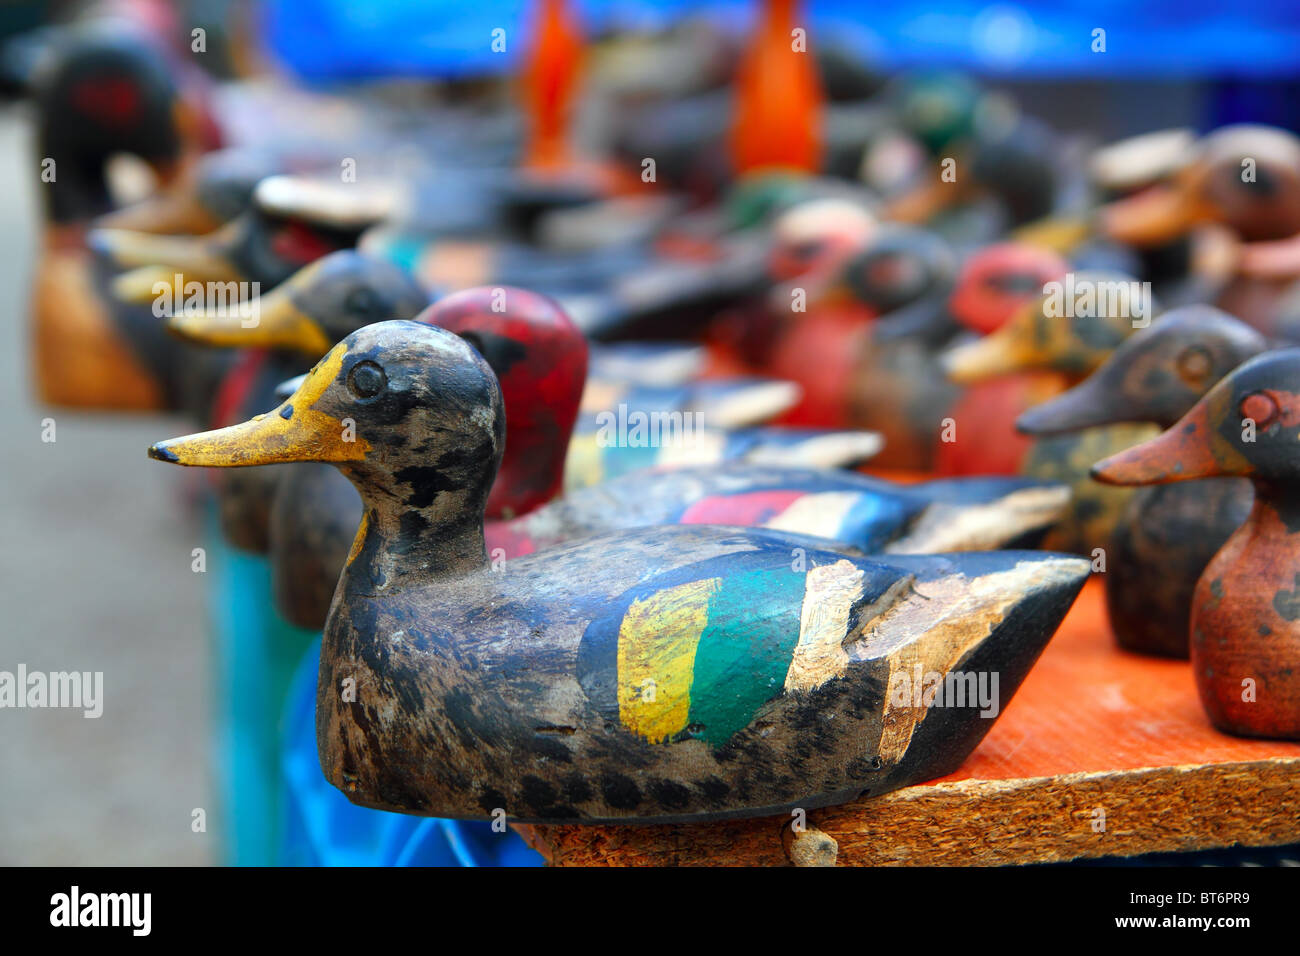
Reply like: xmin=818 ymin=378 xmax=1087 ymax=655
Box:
xmin=950 ymin=242 xmax=1067 ymax=335
xmin=419 ymin=287 xmax=587 ymax=519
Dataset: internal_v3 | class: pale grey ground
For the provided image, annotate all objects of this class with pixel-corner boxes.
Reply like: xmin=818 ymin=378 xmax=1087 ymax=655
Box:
xmin=0 ymin=107 xmax=216 ymax=864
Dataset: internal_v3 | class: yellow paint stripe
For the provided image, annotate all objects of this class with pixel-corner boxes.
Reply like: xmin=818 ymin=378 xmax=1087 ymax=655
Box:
xmin=617 ymin=577 xmax=719 ymax=743
xmin=346 ymin=511 xmax=370 ymax=567
xmin=562 ymin=433 xmax=603 ymax=490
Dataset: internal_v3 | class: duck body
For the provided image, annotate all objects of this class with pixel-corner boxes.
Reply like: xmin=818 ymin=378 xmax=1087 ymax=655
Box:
xmin=321 ymin=524 xmax=1086 ymax=823
xmin=1094 ymin=349 xmax=1300 ymax=738
xmin=30 ymin=28 xmax=219 ymax=410
xmin=1108 ymin=478 xmax=1253 ymax=658
xmin=1013 ymin=425 xmax=1156 ymax=555
xmin=1190 ymin=490 xmax=1300 ymax=737
xmin=563 ymin=423 xmax=883 ymax=488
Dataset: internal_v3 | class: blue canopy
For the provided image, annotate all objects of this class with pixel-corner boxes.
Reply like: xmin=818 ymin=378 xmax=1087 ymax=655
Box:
xmin=263 ymin=1 xmax=1300 ymax=82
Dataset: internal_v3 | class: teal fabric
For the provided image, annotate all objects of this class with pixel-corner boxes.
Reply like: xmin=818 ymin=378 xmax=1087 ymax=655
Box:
xmin=205 ymin=506 xmax=319 ymax=865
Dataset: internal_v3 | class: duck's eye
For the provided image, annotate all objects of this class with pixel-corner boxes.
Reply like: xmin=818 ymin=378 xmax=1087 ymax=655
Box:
xmin=1176 ymin=346 xmax=1213 ymax=385
xmin=345 ymin=288 xmax=380 ymax=318
xmin=1239 ymin=391 xmax=1278 ymax=429
xmin=789 ymin=239 xmax=823 ymax=262
xmin=347 ymin=360 xmax=386 ymax=399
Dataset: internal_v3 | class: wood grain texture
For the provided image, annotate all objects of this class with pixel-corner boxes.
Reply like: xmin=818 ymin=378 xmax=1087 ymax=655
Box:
xmin=519 ymin=579 xmax=1300 ymax=863
xmin=518 ymin=759 xmax=1300 ymax=866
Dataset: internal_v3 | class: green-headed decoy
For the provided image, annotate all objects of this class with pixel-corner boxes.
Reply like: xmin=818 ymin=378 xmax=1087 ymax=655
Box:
xmin=1019 ymin=305 xmax=1267 ymax=657
xmin=1093 ymin=348 xmax=1300 ymax=739
xmin=148 ymin=319 xmax=1090 ymax=822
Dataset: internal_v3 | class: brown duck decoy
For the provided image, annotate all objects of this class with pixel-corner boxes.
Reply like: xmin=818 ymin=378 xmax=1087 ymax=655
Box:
xmin=1093 ymin=349 xmax=1300 ymax=739
xmin=941 ymin=271 xmax=1155 ymax=554
xmin=30 ymin=28 xmax=221 ymax=410
xmin=1018 ymin=306 xmax=1267 ymax=657
xmin=148 ymin=319 xmax=1090 ymax=823
xmin=1099 ymin=124 xmax=1300 ymax=336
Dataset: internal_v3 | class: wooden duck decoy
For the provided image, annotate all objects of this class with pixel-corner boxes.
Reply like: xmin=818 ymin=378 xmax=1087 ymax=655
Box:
xmin=1019 ymin=306 xmax=1267 ymax=657
xmin=1092 ymin=349 xmax=1300 ymax=739
xmin=30 ymin=28 xmax=224 ymax=410
xmin=941 ymin=271 xmax=1154 ymax=554
xmin=92 ymin=172 xmax=394 ymax=304
xmin=168 ymin=250 xmax=429 ymax=551
xmin=92 ymin=145 xmax=275 ymax=237
xmin=878 ymin=73 xmax=1059 ymax=244
xmin=725 ymin=224 xmax=962 ymax=470
xmin=934 ymin=241 xmax=1069 ymax=476
xmin=1099 ymin=124 xmax=1300 ymax=336
xmin=148 ymin=319 xmax=1091 ymax=822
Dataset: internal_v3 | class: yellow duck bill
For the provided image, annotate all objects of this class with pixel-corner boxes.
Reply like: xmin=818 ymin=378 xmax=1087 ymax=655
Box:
xmin=147 ymin=345 xmax=367 ymax=467
xmin=165 ymin=281 xmax=333 ymax=355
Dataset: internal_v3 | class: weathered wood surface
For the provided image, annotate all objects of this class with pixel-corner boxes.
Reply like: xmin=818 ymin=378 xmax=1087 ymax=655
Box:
xmin=518 ymin=579 xmax=1300 ymax=864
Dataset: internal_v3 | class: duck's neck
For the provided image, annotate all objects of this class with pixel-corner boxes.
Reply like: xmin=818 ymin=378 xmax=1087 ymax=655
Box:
xmin=1244 ymin=481 xmax=1300 ymax=538
xmin=340 ymin=488 xmax=488 ymax=594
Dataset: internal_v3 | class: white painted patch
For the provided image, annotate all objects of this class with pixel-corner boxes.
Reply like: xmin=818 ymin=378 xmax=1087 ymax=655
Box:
xmin=784 ymin=559 xmax=866 ymax=692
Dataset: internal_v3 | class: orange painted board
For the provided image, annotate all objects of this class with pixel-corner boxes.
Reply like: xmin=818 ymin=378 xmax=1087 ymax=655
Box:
xmin=935 ymin=577 xmax=1300 ymax=783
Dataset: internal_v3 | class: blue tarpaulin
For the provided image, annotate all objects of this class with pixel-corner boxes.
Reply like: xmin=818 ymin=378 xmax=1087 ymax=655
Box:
xmin=263 ymin=1 xmax=1300 ymax=82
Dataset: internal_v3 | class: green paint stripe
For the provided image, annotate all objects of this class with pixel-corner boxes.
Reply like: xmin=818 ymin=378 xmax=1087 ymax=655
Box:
xmin=686 ymin=569 xmax=805 ymax=748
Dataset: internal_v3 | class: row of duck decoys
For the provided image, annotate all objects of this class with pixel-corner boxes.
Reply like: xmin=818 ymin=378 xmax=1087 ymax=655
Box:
xmin=29 ymin=11 xmax=1300 ymax=831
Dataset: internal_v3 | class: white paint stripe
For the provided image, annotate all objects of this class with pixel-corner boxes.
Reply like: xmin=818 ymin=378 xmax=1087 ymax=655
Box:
xmin=784 ymin=559 xmax=866 ymax=692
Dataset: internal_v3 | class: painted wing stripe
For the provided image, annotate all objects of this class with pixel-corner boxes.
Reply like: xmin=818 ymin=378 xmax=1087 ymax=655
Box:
xmin=616 ymin=577 xmax=719 ymax=743
xmin=784 ymin=559 xmax=866 ymax=692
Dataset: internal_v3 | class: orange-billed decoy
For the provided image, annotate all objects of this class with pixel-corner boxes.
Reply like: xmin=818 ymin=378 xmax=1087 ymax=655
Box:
xmin=1018 ymin=305 xmax=1267 ymax=657
xmin=148 ymin=319 xmax=1090 ymax=822
xmin=1093 ymin=348 xmax=1300 ymax=739
xmin=1099 ymin=124 xmax=1300 ymax=337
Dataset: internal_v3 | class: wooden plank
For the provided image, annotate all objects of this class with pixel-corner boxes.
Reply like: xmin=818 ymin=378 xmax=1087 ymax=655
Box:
xmin=518 ymin=579 xmax=1300 ymax=865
